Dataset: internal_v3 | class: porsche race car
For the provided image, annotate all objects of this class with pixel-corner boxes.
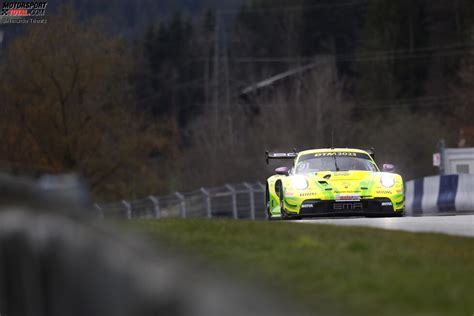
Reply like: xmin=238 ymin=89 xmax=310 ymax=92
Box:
xmin=265 ymin=148 xmax=404 ymax=219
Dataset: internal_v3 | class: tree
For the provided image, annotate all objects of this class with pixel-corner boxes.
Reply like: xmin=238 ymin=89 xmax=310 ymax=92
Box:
xmin=455 ymin=31 xmax=474 ymax=126
xmin=137 ymin=12 xmax=204 ymax=128
xmin=0 ymin=7 xmax=177 ymax=199
xmin=354 ymin=0 xmax=429 ymax=105
xmin=176 ymin=59 xmax=352 ymax=189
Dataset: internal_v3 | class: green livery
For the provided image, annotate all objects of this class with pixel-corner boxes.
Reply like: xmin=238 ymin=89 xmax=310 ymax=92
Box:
xmin=265 ymin=148 xmax=405 ymax=220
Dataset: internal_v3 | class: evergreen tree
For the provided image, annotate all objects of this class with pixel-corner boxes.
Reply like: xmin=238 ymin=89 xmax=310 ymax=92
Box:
xmin=354 ymin=0 xmax=429 ymax=106
xmin=138 ymin=13 xmax=203 ymax=127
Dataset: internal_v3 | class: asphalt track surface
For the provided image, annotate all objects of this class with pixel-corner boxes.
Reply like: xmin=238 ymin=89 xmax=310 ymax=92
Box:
xmin=299 ymin=215 xmax=474 ymax=237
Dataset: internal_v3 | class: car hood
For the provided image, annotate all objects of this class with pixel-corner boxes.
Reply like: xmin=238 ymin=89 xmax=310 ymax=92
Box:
xmin=313 ymin=170 xmax=374 ymax=181
xmin=302 ymin=170 xmax=381 ymax=193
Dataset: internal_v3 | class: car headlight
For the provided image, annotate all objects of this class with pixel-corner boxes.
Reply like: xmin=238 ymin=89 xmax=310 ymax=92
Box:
xmin=380 ymin=175 xmax=395 ymax=188
xmin=292 ymin=176 xmax=308 ymax=190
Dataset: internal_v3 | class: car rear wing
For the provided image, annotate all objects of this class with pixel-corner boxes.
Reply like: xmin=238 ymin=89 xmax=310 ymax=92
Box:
xmin=266 ymin=150 xmax=299 ymax=165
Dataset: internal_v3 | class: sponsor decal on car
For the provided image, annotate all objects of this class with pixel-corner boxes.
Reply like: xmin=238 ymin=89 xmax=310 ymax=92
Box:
xmin=333 ymin=202 xmax=363 ymax=210
xmin=335 ymin=194 xmax=360 ymax=202
xmin=314 ymin=152 xmax=358 ymax=157
xmin=299 ymin=192 xmax=317 ymax=197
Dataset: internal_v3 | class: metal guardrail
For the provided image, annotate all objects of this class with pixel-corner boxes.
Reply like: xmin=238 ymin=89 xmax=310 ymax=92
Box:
xmin=95 ymin=182 xmax=267 ymax=220
xmin=0 ymin=174 xmax=298 ymax=316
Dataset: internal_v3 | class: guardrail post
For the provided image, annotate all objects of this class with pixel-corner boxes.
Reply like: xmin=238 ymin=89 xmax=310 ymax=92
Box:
xmin=226 ymin=184 xmax=238 ymax=219
xmin=94 ymin=203 xmax=104 ymax=219
xmin=243 ymin=182 xmax=256 ymax=220
xmin=122 ymin=200 xmax=132 ymax=219
xmin=149 ymin=196 xmax=160 ymax=219
xmin=201 ymin=188 xmax=212 ymax=218
xmin=175 ymin=192 xmax=186 ymax=218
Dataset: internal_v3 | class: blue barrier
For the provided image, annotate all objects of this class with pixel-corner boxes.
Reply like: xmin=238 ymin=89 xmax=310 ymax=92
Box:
xmin=437 ymin=175 xmax=458 ymax=213
xmin=412 ymin=178 xmax=424 ymax=215
xmin=405 ymin=175 xmax=474 ymax=215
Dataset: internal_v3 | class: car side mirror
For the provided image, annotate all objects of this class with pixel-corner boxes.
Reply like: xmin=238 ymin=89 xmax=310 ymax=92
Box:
xmin=275 ymin=167 xmax=289 ymax=176
xmin=383 ymin=164 xmax=395 ymax=173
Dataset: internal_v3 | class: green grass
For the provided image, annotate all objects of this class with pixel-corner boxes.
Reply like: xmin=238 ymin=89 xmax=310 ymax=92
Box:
xmin=123 ymin=220 xmax=474 ymax=316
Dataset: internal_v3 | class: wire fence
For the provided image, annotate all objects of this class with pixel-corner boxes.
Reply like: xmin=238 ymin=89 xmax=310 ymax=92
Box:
xmin=95 ymin=182 xmax=267 ymax=220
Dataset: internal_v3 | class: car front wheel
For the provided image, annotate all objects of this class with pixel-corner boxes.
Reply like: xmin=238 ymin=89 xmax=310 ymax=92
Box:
xmin=277 ymin=182 xmax=288 ymax=220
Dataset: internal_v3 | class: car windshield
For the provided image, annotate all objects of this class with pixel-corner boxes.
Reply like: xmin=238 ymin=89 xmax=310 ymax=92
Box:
xmin=295 ymin=153 xmax=378 ymax=174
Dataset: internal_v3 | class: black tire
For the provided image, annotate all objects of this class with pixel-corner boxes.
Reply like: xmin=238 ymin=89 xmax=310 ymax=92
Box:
xmin=277 ymin=182 xmax=288 ymax=220
xmin=265 ymin=185 xmax=273 ymax=221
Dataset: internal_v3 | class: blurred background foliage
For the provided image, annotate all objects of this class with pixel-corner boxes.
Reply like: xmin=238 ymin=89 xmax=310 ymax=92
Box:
xmin=0 ymin=0 xmax=473 ymax=200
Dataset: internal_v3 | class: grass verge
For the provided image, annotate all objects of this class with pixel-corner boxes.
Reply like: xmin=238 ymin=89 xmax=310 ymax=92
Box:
xmin=123 ymin=220 xmax=473 ymax=316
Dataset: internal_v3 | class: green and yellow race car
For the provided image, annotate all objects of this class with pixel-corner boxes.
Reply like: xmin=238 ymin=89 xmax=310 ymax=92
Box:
xmin=265 ymin=148 xmax=404 ymax=220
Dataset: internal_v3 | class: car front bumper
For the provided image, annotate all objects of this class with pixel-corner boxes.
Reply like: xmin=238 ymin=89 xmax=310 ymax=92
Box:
xmin=285 ymin=198 xmax=404 ymax=217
